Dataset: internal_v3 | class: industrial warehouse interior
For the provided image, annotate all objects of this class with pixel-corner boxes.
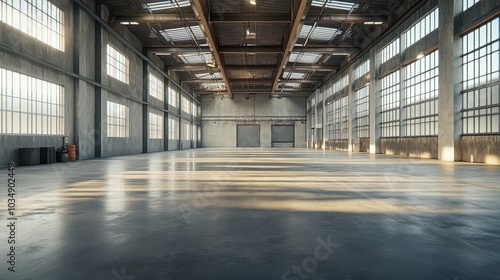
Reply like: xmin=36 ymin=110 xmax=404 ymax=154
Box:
xmin=0 ymin=0 xmax=499 ymax=279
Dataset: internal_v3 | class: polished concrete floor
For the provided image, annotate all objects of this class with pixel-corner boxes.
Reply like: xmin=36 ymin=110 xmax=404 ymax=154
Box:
xmin=1 ymin=148 xmax=500 ymax=280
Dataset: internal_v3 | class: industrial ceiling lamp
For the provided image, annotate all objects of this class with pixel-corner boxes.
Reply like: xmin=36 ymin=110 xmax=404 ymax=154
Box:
xmin=250 ymin=0 xmax=256 ymax=5
xmin=245 ymin=23 xmax=256 ymax=39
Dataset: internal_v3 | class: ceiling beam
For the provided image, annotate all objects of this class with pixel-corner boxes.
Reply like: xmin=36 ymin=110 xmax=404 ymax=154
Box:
xmin=166 ymin=64 xmax=338 ymax=72
xmin=218 ymin=46 xmax=358 ymax=54
xmin=292 ymin=46 xmax=358 ymax=53
xmin=194 ymin=88 xmax=313 ymax=94
xmin=211 ymin=13 xmax=291 ymax=23
xmin=112 ymin=13 xmax=388 ymax=25
xmin=271 ymin=0 xmax=309 ymax=97
xmin=184 ymin=78 xmax=322 ymax=84
xmin=146 ymin=46 xmax=358 ymax=55
xmin=303 ymin=14 xmax=390 ymax=23
xmin=113 ymin=14 xmax=199 ymax=24
xmin=146 ymin=46 xmax=211 ymax=54
xmin=219 ymin=46 xmax=283 ymax=54
xmin=191 ymin=0 xmax=232 ymax=98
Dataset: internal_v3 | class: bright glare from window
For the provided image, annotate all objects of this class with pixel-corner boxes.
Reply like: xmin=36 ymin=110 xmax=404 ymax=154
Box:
xmin=0 ymin=0 xmax=64 ymax=51
xmin=149 ymin=112 xmax=164 ymax=139
xmin=0 ymin=68 xmax=65 ymax=135
xmin=107 ymin=44 xmax=130 ymax=84
xmin=107 ymin=101 xmax=129 ymax=138
xmin=149 ymin=73 xmax=164 ymax=101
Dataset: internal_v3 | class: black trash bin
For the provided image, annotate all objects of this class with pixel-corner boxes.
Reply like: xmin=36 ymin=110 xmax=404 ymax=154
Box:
xmin=18 ymin=148 xmax=40 ymax=166
xmin=40 ymin=147 xmax=56 ymax=164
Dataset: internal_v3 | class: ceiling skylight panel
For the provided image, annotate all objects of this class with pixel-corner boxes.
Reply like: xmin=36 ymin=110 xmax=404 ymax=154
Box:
xmin=299 ymin=25 xmax=340 ymax=41
xmin=311 ymin=0 xmax=359 ymax=11
xmin=282 ymin=71 xmax=306 ymax=79
xmin=145 ymin=0 xmax=191 ymax=11
xmin=288 ymin=53 xmax=323 ymax=64
xmin=179 ymin=52 xmax=212 ymax=64
xmin=160 ymin=26 xmax=205 ymax=42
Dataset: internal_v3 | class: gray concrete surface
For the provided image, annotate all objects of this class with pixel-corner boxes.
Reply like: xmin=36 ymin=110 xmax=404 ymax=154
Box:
xmin=1 ymin=148 xmax=499 ymax=280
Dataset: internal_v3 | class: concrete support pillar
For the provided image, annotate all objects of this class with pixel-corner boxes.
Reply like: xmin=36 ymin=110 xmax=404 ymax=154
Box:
xmin=164 ymin=76 xmax=169 ymax=151
xmin=179 ymin=94 xmax=183 ymax=149
xmin=321 ymin=89 xmax=326 ymax=149
xmin=348 ymin=65 xmax=354 ymax=152
xmin=438 ymin=0 xmax=462 ymax=161
xmin=369 ymin=48 xmax=381 ymax=154
xmin=142 ymin=60 xmax=149 ymax=153
xmin=94 ymin=4 xmax=103 ymax=158
xmin=73 ymin=3 xmax=80 ymax=158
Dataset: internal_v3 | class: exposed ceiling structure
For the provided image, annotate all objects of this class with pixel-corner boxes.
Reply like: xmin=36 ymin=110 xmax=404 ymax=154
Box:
xmin=99 ymin=0 xmax=419 ymax=98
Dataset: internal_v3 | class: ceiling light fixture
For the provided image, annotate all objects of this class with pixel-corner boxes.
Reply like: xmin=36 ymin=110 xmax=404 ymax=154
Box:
xmin=364 ymin=21 xmax=383 ymax=25
xmin=416 ymin=53 xmax=425 ymax=60
xmin=250 ymin=0 xmax=256 ymax=5
xmin=245 ymin=24 xmax=256 ymax=39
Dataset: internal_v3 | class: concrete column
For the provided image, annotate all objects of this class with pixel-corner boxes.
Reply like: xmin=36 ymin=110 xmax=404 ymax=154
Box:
xmin=438 ymin=0 xmax=462 ymax=161
xmin=348 ymin=65 xmax=354 ymax=152
xmin=142 ymin=60 xmax=149 ymax=153
xmin=73 ymin=3 xmax=80 ymax=158
xmin=94 ymin=4 xmax=103 ymax=158
xmin=179 ymin=94 xmax=182 ymax=149
xmin=322 ymin=89 xmax=326 ymax=149
xmin=164 ymin=76 xmax=169 ymax=151
xmin=369 ymin=48 xmax=381 ymax=154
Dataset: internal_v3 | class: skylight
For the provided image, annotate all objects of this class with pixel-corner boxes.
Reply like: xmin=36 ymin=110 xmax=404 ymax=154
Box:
xmin=145 ymin=0 xmax=191 ymax=11
xmin=288 ymin=53 xmax=323 ymax=64
xmin=280 ymin=83 xmax=302 ymax=89
xmin=195 ymin=72 xmax=222 ymax=79
xmin=282 ymin=71 xmax=306 ymax=80
xmin=299 ymin=25 xmax=340 ymax=41
xmin=178 ymin=52 xmax=212 ymax=64
xmin=200 ymin=82 xmax=226 ymax=90
xmin=311 ymin=0 xmax=359 ymax=11
xmin=160 ymin=26 xmax=205 ymax=43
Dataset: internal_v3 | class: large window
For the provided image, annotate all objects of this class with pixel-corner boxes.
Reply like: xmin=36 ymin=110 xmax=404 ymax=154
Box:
xmin=0 ymin=0 xmax=64 ymax=51
xmin=380 ymin=38 xmax=400 ymax=64
xmin=106 ymin=44 xmax=129 ymax=84
xmin=325 ymin=101 xmax=333 ymax=140
xmin=332 ymin=96 xmax=349 ymax=140
xmin=168 ymin=84 xmax=179 ymax=107
xmin=181 ymin=95 xmax=191 ymax=114
xmin=107 ymin=101 xmax=129 ymax=138
xmin=184 ymin=123 xmax=191 ymax=140
xmin=380 ymin=71 xmax=401 ymax=137
xmin=463 ymin=0 xmax=481 ymax=11
xmin=333 ymin=75 xmax=348 ymax=93
xmin=402 ymin=51 xmax=439 ymax=136
xmin=353 ymin=86 xmax=370 ymax=139
xmin=149 ymin=73 xmax=164 ymax=101
xmin=403 ymin=8 xmax=439 ymax=49
xmin=168 ymin=117 xmax=178 ymax=140
xmin=0 ymin=68 xmax=64 ymax=135
xmin=462 ymin=18 xmax=500 ymax=134
xmin=353 ymin=60 xmax=370 ymax=80
xmin=149 ymin=112 xmax=163 ymax=139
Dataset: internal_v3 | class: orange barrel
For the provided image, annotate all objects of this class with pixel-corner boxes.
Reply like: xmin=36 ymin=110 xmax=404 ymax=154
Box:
xmin=67 ymin=145 xmax=77 ymax=161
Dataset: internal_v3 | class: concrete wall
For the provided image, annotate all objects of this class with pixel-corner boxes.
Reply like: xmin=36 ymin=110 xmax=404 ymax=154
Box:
xmin=325 ymin=140 xmax=349 ymax=151
xmin=460 ymin=136 xmax=500 ymax=165
xmin=381 ymin=137 xmax=438 ymax=159
xmin=202 ymin=94 xmax=306 ymax=148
